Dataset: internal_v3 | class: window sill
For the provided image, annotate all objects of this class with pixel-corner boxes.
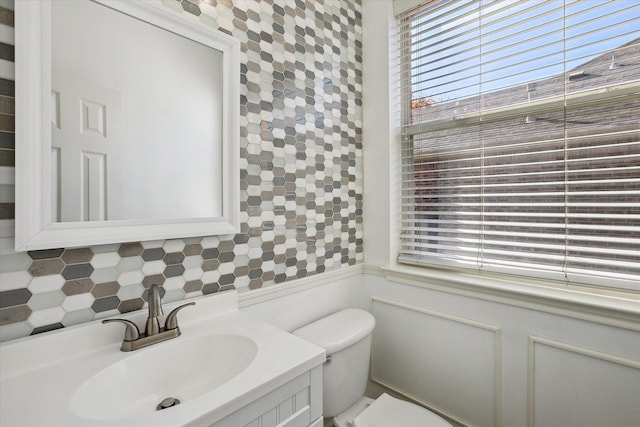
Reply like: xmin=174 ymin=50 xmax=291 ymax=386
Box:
xmin=366 ymin=264 xmax=640 ymax=331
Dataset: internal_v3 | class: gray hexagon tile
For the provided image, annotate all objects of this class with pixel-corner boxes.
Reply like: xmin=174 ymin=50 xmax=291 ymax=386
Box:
xmin=1 ymin=0 xmax=363 ymax=341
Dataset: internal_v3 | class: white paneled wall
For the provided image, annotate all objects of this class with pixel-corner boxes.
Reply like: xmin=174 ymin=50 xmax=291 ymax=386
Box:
xmin=357 ymin=273 xmax=640 ymax=427
xmin=528 ymin=336 xmax=640 ymax=427
xmin=371 ymin=297 xmax=501 ymax=426
xmin=239 ymin=266 xmax=362 ymax=333
xmin=237 ymin=267 xmax=639 ymax=426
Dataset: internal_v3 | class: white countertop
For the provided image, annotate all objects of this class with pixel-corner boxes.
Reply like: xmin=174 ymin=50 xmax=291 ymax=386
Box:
xmin=0 ymin=290 xmax=325 ymax=427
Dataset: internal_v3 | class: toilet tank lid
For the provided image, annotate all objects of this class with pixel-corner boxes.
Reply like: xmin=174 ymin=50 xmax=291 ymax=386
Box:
xmin=293 ymin=308 xmax=375 ymax=354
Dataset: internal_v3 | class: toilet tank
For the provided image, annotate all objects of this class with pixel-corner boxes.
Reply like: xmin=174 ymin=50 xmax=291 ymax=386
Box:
xmin=293 ymin=308 xmax=375 ymax=417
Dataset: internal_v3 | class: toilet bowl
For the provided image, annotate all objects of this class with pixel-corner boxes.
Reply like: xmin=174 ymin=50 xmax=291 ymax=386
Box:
xmin=293 ymin=308 xmax=452 ymax=427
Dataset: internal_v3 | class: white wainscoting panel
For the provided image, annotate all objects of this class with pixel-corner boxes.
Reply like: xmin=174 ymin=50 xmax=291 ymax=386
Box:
xmin=370 ymin=296 xmax=502 ymax=427
xmin=528 ymin=336 xmax=640 ymax=427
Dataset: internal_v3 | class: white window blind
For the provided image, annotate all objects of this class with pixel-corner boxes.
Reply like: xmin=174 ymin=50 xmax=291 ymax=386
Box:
xmin=398 ymin=0 xmax=640 ymax=292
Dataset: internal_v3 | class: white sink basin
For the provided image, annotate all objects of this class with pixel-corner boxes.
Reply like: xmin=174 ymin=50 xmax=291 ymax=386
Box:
xmin=70 ymin=334 xmax=258 ymax=420
xmin=0 ymin=291 xmax=325 ymax=427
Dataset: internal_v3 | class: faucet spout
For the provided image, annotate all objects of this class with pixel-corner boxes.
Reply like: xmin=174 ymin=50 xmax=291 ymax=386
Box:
xmin=148 ymin=284 xmax=163 ymax=317
xmin=145 ymin=284 xmax=163 ymax=336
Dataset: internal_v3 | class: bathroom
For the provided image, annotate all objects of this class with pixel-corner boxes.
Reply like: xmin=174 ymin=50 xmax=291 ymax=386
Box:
xmin=0 ymin=0 xmax=639 ymax=426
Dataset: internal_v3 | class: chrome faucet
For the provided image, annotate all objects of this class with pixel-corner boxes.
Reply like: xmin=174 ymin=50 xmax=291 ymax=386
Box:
xmin=102 ymin=284 xmax=195 ymax=352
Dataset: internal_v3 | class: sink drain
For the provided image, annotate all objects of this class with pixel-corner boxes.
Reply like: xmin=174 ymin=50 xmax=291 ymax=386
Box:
xmin=156 ymin=397 xmax=181 ymax=411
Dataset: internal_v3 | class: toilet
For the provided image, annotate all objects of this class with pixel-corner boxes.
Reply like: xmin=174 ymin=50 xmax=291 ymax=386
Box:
xmin=293 ymin=308 xmax=453 ymax=427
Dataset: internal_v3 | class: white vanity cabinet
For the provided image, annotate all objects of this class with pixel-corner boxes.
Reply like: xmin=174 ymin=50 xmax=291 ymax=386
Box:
xmin=209 ymin=365 xmax=323 ymax=427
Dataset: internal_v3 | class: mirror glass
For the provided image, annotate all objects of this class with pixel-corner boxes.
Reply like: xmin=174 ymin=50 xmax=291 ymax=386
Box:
xmin=51 ymin=0 xmax=223 ymax=222
xmin=15 ymin=0 xmax=240 ymax=250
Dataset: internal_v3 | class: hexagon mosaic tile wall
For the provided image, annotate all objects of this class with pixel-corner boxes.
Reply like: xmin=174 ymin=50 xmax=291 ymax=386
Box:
xmin=0 ymin=0 xmax=363 ymax=341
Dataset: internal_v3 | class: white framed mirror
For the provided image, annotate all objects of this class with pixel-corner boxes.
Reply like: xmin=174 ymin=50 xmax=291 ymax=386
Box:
xmin=15 ymin=0 xmax=240 ymax=251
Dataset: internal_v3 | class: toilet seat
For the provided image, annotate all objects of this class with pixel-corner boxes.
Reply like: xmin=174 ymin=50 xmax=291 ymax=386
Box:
xmin=353 ymin=393 xmax=453 ymax=427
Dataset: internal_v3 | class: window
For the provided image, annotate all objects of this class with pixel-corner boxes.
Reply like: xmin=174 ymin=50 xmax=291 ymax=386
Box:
xmin=398 ymin=0 xmax=640 ymax=292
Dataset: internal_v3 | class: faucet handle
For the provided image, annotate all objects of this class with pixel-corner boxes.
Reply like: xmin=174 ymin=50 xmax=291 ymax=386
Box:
xmin=102 ymin=318 xmax=141 ymax=341
xmin=164 ymin=302 xmax=196 ymax=330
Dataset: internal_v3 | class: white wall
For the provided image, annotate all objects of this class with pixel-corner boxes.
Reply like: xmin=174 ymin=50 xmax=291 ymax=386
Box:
xmin=357 ymin=272 xmax=640 ymax=427
xmin=361 ymin=0 xmax=398 ymax=267
xmin=239 ymin=266 xmax=362 ymax=333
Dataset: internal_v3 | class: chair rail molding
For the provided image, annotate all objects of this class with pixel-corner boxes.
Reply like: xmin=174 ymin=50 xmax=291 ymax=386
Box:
xmin=364 ymin=264 xmax=640 ymax=331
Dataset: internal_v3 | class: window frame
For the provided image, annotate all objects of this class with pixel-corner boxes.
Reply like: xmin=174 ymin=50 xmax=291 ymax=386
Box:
xmin=396 ymin=0 xmax=640 ymax=295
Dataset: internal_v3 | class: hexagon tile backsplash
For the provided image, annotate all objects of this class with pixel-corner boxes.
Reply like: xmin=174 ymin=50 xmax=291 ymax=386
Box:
xmin=0 ymin=0 xmax=363 ymax=341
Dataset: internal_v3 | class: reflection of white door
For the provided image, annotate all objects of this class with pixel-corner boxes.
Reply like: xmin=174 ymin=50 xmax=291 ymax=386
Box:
xmin=51 ymin=74 xmax=122 ymax=222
